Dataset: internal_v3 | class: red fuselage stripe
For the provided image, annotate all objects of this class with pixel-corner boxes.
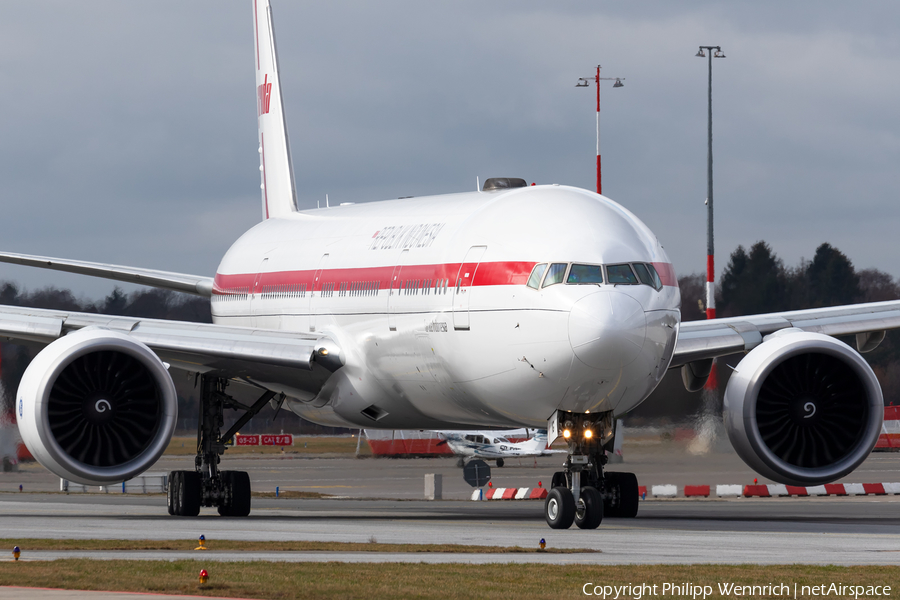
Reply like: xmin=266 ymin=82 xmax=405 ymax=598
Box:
xmin=651 ymin=262 xmax=677 ymax=287
xmin=214 ymin=261 xmax=678 ymax=294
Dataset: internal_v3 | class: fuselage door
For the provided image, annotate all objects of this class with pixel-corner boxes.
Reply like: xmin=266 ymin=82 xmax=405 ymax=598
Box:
xmin=309 ymin=253 xmax=329 ymax=332
xmin=452 ymin=245 xmax=487 ymax=330
xmin=387 ymin=249 xmax=409 ymax=331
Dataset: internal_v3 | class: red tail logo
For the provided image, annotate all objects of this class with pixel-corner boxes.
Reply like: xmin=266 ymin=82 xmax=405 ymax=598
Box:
xmin=257 ymin=74 xmax=272 ymax=116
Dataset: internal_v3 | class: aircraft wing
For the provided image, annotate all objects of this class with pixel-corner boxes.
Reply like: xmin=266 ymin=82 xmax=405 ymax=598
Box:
xmin=671 ymin=300 xmax=900 ymax=367
xmin=0 ymin=251 xmax=214 ymax=297
xmin=0 ymin=304 xmax=341 ymax=394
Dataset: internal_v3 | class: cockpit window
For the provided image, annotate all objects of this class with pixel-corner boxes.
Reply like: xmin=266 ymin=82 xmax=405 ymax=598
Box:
xmin=634 ymin=263 xmax=662 ymax=291
xmin=645 ymin=263 xmax=663 ymax=290
xmin=526 ymin=263 xmax=547 ymax=289
xmin=542 ymin=263 xmax=568 ymax=288
xmin=567 ymin=264 xmax=604 ymax=284
xmin=607 ymin=264 xmax=638 ymax=284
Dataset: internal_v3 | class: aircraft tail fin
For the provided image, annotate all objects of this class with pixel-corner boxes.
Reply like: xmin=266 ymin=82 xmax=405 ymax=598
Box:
xmin=254 ymin=0 xmax=298 ymax=220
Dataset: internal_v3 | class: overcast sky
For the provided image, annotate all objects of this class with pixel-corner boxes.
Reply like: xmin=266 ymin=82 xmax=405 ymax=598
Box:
xmin=1 ymin=1 xmax=899 ymax=300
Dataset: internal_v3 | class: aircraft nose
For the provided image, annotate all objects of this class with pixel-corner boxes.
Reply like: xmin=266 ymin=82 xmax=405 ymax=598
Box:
xmin=568 ymin=291 xmax=647 ymax=369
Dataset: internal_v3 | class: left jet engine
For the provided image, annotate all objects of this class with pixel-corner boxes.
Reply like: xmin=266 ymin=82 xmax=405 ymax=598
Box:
xmin=16 ymin=328 xmax=177 ymax=486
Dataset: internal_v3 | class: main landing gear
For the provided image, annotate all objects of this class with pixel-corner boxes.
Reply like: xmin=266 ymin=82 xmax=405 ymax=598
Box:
xmin=168 ymin=375 xmax=279 ymax=517
xmin=544 ymin=411 xmax=639 ymax=530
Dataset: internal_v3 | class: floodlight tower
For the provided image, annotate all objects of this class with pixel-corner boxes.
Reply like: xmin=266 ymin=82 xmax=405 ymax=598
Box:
xmin=696 ymin=46 xmax=725 ymax=320
xmin=576 ymin=66 xmax=624 ymax=195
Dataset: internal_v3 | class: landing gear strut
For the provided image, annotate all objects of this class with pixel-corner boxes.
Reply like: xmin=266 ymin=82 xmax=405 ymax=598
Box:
xmin=544 ymin=411 xmax=639 ymax=529
xmin=168 ymin=375 xmax=277 ymax=517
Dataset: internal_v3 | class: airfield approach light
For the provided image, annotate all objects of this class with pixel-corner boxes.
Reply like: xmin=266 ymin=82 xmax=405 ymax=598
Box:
xmin=575 ymin=65 xmax=625 ymax=195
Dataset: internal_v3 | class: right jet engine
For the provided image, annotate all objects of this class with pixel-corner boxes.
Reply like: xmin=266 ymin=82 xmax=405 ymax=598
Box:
xmin=724 ymin=329 xmax=884 ymax=486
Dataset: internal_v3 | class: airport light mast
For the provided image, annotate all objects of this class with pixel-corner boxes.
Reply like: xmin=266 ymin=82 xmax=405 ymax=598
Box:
xmin=697 ymin=45 xmax=725 ymax=393
xmin=576 ymin=66 xmax=624 ymax=196
xmin=696 ymin=46 xmax=725 ymax=321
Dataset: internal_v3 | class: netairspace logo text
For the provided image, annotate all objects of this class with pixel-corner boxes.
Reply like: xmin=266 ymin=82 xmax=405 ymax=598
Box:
xmin=582 ymin=582 xmax=893 ymax=599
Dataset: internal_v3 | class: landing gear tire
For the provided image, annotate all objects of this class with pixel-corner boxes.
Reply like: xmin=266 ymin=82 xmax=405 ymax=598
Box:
xmin=604 ymin=472 xmax=639 ymax=518
xmin=218 ymin=471 xmax=252 ymax=517
xmin=171 ymin=470 xmax=201 ymax=517
xmin=496 ymin=458 xmax=504 ymax=468
xmin=544 ymin=486 xmax=576 ymax=529
xmin=166 ymin=472 xmax=175 ymax=515
xmin=574 ymin=486 xmax=603 ymax=529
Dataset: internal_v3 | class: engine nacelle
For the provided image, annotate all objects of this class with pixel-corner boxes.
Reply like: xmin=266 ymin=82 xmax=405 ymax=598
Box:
xmin=724 ymin=329 xmax=883 ymax=486
xmin=16 ymin=328 xmax=177 ymax=486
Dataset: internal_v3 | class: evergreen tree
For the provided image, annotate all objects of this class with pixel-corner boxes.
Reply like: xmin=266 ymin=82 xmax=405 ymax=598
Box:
xmin=807 ymin=243 xmax=860 ymax=307
xmin=719 ymin=241 xmax=785 ymax=316
xmin=102 ymin=286 xmax=129 ymax=315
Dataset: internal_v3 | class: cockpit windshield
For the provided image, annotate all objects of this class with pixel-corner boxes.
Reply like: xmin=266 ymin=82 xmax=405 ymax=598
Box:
xmin=607 ymin=264 xmax=638 ymax=284
xmin=526 ymin=261 xmax=663 ymax=291
xmin=526 ymin=264 xmax=547 ymax=289
xmin=567 ymin=264 xmax=604 ymax=284
xmin=542 ymin=263 xmax=568 ymax=288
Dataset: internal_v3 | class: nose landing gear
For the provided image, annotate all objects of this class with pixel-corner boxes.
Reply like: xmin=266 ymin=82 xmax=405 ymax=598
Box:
xmin=544 ymin=410 xmax=638 ymax=529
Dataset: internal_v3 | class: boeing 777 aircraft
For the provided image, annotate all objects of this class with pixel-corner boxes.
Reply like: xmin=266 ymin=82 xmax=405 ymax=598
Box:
xmin=2 ymin=1 xmax=898 ymax=529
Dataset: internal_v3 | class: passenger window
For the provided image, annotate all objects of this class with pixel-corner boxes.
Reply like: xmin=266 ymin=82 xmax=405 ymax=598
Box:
xmin=567 ymin=264 xmax=603 ymax=284
xmin=542 ymin=263 xmax=568 ymax=288
xmin=607 ymin=264 xmax=638 ymax=284
xmin=526 ymin=264 xmax=547 ymax=289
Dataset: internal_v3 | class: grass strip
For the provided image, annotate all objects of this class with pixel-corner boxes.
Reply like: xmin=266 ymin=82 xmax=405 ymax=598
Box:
xmin=0 ymin=538 xmax=594 ymax=554
xmin=0 ymin=561 xmax=897 ymax=600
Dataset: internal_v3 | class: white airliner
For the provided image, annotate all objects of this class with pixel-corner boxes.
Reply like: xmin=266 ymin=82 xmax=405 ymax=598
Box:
xmin=3 ymin=1 xmax=899 ymax=529
xmin=437 ymin=429 xmax=558 ymax=467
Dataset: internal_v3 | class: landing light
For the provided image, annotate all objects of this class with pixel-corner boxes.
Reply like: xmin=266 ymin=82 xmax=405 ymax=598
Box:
xmin=584 ymin=430 xmax=593 ymax=439
xmin=563 ymin=429 xmax=571 ymax=439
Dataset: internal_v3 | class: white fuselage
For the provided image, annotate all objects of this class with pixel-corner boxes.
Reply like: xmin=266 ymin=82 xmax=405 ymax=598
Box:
xmin=211 ymin=184 xmax=681 ymax=430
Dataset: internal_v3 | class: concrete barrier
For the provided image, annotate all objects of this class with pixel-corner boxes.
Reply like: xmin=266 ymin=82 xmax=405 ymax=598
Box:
xmin=424 ymin=473 xmax=442 ymax=500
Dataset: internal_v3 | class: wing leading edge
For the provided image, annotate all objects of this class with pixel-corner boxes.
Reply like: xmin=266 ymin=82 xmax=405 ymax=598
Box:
xmin=672 ymin=299 xmax=900 ymax=367
xmin=0 ymin=304 xmax=342 ymax=396
xmin=0 ymin=251 xmax=214 ymax=297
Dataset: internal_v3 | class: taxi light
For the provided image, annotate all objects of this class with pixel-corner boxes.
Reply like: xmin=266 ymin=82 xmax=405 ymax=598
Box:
xmin=13 ymin=546 xmax=20 ymax=561
xmin=584 ymin=429 xmax=593 ymax=439
xmin=195 ymin=535 xmax=208 ymax=551
xmin=563 ymin=429 xmax=571 ymax=439
xmin=199 ymin=569 xmax=209 ymax=584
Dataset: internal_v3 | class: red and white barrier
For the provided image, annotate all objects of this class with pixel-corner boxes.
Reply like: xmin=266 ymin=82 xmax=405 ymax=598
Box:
xmin=875 ymin=406 xmax=900 ymax=450
xmin=471 ymin=486 xmax=548 ymax=500
xmin=739 ymin=482 xmax=900 ymax=497
xmin=470 ymin=481 xmax=900 ymax=500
